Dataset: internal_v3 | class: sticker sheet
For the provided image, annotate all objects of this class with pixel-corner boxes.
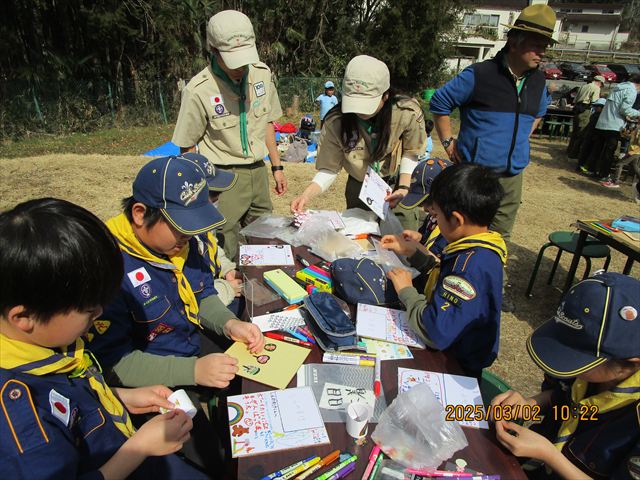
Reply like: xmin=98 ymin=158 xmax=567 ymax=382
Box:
xmin=238 ymin=244 xmax=295 ymax=266
xmin=356 ymin=303 xmax=425 ymax=348
xmin=358 ymin=166 xmax=391 ymax=220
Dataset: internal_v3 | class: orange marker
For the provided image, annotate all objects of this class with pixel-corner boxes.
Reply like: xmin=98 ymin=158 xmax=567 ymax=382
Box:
xmin=296 ymin=450 xmax=341 ymax=480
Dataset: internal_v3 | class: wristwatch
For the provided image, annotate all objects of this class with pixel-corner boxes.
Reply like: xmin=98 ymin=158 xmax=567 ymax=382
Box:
xmin=271 ymin=165 xmax=284 ymax=172
xmin=442 ymin=137 xmax=455 ymax=149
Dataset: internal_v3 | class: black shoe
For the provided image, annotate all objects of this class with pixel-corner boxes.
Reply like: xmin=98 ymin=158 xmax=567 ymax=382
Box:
xmin=501 ymin=289 xmax=516 ymax=313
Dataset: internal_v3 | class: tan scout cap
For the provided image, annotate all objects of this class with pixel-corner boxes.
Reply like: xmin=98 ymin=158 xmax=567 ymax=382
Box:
xmin=207 ymin=10 xmax=259 ymax=69
xmin=342 ymin=55 xmax=390 ymax=115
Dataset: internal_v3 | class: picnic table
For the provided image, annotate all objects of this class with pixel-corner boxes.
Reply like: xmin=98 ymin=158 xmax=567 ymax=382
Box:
xmin=232 ymin=238 xmax=526 ymax=479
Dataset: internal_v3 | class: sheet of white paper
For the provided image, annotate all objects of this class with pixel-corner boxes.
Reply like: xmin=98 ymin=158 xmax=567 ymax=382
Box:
xmin=251 ymin=309 xmax=306 ymax=332
xmin=356 ymin=303 xmax=425 ymax=348
xmin=358 ymin=167 xmax=392 ymax=220
xmin=276 ymin=387 xmax=325 ymax=431
xmin=238 ymin=244 xmax=295 ymax=266
xmin=397 ymin=368 xmax=488 ymax=429
xmin=318 ymin=382 xmax=376 ymax=411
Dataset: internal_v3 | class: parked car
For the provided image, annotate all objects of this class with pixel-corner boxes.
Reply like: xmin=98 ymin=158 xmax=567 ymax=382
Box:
xmin=540 ymin=62 xmax=563 ymax=79
xmin=607 ymin=64 xmax=640 ymax=83
xmin=558 ymin=61 xmax=590 ymax=81
xmin=584 ymin=64 xmax=617 ymax=83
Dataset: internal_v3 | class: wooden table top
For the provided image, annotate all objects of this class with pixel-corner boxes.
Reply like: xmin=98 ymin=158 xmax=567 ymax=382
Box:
xmin=232 ymin=238 xmax=526 ymax=480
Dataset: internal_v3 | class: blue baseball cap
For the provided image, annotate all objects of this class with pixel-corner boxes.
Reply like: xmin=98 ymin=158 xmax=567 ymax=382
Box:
xmin=399 ymin=158 xmax=453 ymax=209
xmin=132 ymin=156 xmax=225 ymax=235
xmin=324 ymin=81 xmax=335 ymax=89
xmin=527 ymin=272 xmax=640 ymax=379
xmin=179 ymin=152 xmax=237 ymax=192
xmin=331 ymin=258 xmax=398 ymax=306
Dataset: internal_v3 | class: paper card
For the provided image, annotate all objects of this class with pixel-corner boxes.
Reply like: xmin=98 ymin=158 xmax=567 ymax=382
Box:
xmin=398 ymin=368 xmax=489 ymax=429
xmin=364 ymin=338 xmax=414 ymax=361
xmin=225 ymin=339 xmax=311 ymax=390
xmin=227 ymin=386 xmax=329 ymax=458
xmin=356 ymin=303 xmax=425 ymax=349
xmin=318 ymin=382 xmax=375 ymax=411
xmin=238 ymin=244 xmax=295 ymax=266
xmin=250 ymin=309 xmax=306 ymax=332
xmin=358 ymin=166 xmax=392 ymax=220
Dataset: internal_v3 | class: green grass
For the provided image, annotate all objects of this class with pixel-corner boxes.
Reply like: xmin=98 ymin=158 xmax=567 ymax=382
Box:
xmin=0 ymin=124 xmax=175 ymax=158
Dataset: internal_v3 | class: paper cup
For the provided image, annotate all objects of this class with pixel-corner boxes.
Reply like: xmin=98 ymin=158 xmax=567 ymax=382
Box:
xmin=346 ymin=403 xmax=373 ymax=442
xmin=160 ymin=389 xmax=197 ymax=418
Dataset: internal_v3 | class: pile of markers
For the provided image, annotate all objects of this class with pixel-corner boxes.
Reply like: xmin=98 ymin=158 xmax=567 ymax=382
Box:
xmin=265 ymin=322 xmax=316 ymax=348
xmin=260 ymin=450 xmax=354 ymax=480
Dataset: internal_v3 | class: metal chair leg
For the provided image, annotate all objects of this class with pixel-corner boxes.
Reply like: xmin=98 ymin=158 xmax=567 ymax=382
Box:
xmin=582 ymin=257 xmax=592 ymax=280
xmin=547 ymin=249 xmax=563 ymax=285
xmin=527 ymin=243 xmax=552 ymax=298
xmin=603 ymin=255 xmax=611 ymax=271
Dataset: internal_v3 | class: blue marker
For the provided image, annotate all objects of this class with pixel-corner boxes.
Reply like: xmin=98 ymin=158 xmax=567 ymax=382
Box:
xmin=284 ymin=327 xmax=309 ymax=343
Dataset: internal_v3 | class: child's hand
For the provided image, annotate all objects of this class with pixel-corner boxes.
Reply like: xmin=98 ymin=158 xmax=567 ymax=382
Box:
xmin=402 ymin=230 xmax=422 ymax=243
xmin=116 ymin=386 xmax=174 ymax=414
xmin=380 ymin=234 xmax=418 ymax=257
xmin=224 ymin=319 xmax=265 ymax=353
xmin=490 ymin=390 xmax=536 ymax=419
xmin=495 ymin=420 xmax=555 ymax=462
xmin=384 ymin=190 xmax=406 ymax=209
xmin=130 ymin=410 xmax=192 ymax=456
xmin=194 ymin=353 xmax=239 ymax=388
xmin=225 ymin=270 xmax=242 ymax=282
xmin=387 ymin=268 xmax=413 ymax=292
xmin=227 ymin=278 xmax=243 ymax=297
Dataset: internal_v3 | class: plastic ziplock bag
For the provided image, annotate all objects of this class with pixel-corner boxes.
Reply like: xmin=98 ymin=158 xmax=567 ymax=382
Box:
xmin=379 ymin=209 xmax=404 ymax=237
xmin=239 ymin=214 xmax=292 ymax=239
xmin=372 ymin=383 xmax=468 ymax=470
xmin=293 ymin=216 xmax=361 ymax=261
xmin=340 ymin=208 xmax=381 ymax=236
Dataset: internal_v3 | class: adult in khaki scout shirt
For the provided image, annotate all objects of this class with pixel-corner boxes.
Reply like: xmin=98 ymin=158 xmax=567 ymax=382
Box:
xmin=290 ymin=55 xmax=426 ymax=230
xmin=567 ymin=75 xmax=604 ymax=159
xmin=172 ymin=10 xmax=287 ymax=261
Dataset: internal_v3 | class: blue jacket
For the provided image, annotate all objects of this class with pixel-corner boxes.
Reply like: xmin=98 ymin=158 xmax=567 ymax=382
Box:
xmin=430 ymin=51 xmax=550 ymax=175
xmin=88 ymin=237 xmax=216 ymax=369
xmin=529 ymin=376 xmax=640 ymax=480
xmin=596 ymin=81 xmax=640 ymax=132
xmin=0 ymin=369 xmax=206 ymax=480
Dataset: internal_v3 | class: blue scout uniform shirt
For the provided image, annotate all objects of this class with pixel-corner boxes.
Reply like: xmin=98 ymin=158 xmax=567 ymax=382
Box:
xmin=88 ymin=236 xmax=216 ymax=369
xmin=316 ymin=93 xmax=338 ymax=121
xmin=0 ymin=363 xmax=206 ymax=479
xmin=401 ymin=232 xmax=507 ymax=375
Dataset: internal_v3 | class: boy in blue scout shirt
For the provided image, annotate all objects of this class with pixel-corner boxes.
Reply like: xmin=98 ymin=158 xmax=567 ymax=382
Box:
xmin=491 ymin=272 xmax=640 ymax=480
xmin=88 ymin=155 xmax=264 ymax=390
xmin=382 ymin=164 xmax=506 ymax=376
xmin=0 ymin=198 xmax=206 ymax=479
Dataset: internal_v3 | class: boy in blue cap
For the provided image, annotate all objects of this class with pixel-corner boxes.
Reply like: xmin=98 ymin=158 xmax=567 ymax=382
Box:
xmin=382 ymin=164 xmax=506 ymax=376
xmin=0 ymin=198 xmax=206 ymax=479
xmin=87 ymin=155 xmax=264 ymax=390
xmin=492 ymin=272 xmax=640 ymax=480
xmin=316 ymin=80 xmax=338 ymax=127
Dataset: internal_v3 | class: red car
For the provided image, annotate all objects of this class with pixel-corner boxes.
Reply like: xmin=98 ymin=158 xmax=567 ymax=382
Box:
xmin=540 ymin=62 xmax=563 ymax=79
xmin=584 ymin=64 xmax=617 ymax=83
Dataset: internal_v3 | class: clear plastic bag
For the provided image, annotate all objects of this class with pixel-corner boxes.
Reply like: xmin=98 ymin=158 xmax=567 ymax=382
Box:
xmin=293 ymin=217 xmax=362 ymax=261
xmin=379 ymin=209 xmax=404 ymax=237
xmin=239 ymin=214 xmax=292 ymax=239
xmin=371 ymin=383 xmax=468 ymax=470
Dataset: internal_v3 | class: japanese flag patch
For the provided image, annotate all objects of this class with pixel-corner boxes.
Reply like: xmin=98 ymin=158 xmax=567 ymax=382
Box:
xmin=49 ymin=389 xmax=71 ymax=426
xmin=253 ymin=81 xmax=266 ymax=97
xmin=127 ymin=267 xmax=151 ymax=288
xmin=210 ymin=94 xmax=227 ymax=116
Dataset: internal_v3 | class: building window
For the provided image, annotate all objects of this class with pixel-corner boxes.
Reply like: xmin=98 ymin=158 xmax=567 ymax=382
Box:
xmin=581 ymin=25 xmax=589 ymax=33
xmin=462 ymin=14 xmax=500 ymax=27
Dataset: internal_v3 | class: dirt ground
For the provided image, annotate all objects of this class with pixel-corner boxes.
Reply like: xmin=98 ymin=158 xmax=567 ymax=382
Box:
xmin=1 ymin=138 xmax=638 ymax=397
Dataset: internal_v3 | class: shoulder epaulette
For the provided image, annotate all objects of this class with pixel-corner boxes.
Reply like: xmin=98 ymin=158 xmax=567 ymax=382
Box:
xmin=251 ymin=61 xmax=272 ymax=72
xmin=1 ymin=379 xmax=49 ymax=454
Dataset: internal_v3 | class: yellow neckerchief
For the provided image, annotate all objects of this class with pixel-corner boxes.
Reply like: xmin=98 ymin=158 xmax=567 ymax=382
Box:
xmin=554 ymin=370 xmax=640 ymax=450
xmin=423 ymin=230 xmax=507 ymax=299
xmin=107 ymin=213 xmax=201 ymax=328
xmin=0 ymin=334 xmax=135 ymax=438
xmin=201 ymin=231 xmax=222 ymax=279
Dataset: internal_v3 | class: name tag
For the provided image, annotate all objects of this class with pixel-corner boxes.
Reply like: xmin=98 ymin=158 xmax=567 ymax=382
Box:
xmin=254 ymin=81 xmax=266 ymax=97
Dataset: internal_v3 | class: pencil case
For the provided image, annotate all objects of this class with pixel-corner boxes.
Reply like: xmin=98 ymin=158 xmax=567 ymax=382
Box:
xmin=301 ymin=292 xmax=359 ymax=352
xmin=263 ymin=269 xmax=308 ymax=304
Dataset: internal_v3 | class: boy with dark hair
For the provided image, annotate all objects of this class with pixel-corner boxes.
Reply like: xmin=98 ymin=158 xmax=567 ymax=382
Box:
xmin=382 ymin=164 xmax=507 ymax=375
xmin=0 ymin=198 xmax=205 ymax=479
xmin=492 ymin=272 xmax=640 ymax=479
xmin=87 ymin=155 xmax=264 ymax=390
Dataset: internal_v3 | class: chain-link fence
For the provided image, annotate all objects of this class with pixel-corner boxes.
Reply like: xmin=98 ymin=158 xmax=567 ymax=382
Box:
xmin=0 ymin=76 xmax=343 ymax=139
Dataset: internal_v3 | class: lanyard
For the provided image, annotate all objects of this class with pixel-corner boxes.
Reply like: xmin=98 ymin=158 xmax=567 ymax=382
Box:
xmin=357 ymin=117 xmax=381 ymax=173
xmin=211 ymin=56 xmax=249 ymax=157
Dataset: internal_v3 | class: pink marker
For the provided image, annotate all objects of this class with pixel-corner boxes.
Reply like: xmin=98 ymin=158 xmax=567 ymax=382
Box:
xmin=373 ymin=356 xmax=382 ymax=397
xmin=405 ymin=469 xmax=472 ymax=478
xmin=361 ymin=445 xmax=381 ymax=480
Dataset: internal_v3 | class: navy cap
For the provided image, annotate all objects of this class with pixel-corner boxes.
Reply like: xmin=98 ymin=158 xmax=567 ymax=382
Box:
xmin=399 ymin=158 xmax=453 ymax=209
xmin=180 ymin=152 xmax=237 ymax=192
xmin=527 ymin=272 xmax=640 ymax=379
xmin=132 ymin=156 xmax=226 ymax=235
xmin=331 ymin=258 xmax=399 ymax=306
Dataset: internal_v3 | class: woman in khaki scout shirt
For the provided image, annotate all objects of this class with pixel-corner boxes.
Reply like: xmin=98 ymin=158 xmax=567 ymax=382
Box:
xmin=172 ymin=10 xmax=287 ymax=261
xmin=290 ymin=55 xmax=427 ymax=229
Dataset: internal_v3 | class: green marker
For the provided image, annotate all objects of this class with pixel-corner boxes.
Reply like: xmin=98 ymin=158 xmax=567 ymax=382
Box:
xmin=314 ymin=454 xmax=357 ymax=480
xmin=368 ymin=453 xmax=384 ymax=480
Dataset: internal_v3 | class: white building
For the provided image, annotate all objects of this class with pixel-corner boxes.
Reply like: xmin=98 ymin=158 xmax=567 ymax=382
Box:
xmin=448 ymin=0 xmax=629 ymax=71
